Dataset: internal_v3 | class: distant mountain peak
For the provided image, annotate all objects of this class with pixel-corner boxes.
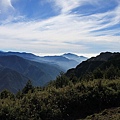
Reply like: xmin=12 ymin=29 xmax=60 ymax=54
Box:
xmin=62 ymin=53 xmax=87 ymax=63
xmin=63 ymin=53 xmax=78 ymax=57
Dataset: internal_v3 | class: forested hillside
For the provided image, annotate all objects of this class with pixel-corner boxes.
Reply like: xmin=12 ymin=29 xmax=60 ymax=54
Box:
xmin=66 ymin=52 xmax=120 ymax=80
xmin=0 ymin=52 xmax=120 ymax=120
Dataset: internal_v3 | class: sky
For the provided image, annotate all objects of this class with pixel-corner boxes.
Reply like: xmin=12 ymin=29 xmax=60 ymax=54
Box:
xmin=0 ymin=0 xmax=120 ymax=57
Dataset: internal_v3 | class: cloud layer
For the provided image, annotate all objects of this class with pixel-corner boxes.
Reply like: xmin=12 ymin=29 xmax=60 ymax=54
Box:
xmin=0 ymin=0 xmax=120 ymax=57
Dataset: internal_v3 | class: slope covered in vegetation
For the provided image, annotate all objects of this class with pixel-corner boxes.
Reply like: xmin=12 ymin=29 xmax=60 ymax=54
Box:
xmin=0 ymin=52 xmax=120 ymax=120
xmin=0 ymin=78 xmax=120 ymax=120
xmin=66 ymin=52 xmax=120 ymax=80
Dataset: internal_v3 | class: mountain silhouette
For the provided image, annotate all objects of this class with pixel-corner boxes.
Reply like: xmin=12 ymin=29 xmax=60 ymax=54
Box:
xmin=66 ymin=52 xmax=120 ymax=78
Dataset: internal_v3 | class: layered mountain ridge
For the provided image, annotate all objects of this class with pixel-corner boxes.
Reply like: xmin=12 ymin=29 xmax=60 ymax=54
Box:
xmin=0 ymin=51 xmax=87 ymax=71
xmin=0 ymin=51 xmax=87 ymax=93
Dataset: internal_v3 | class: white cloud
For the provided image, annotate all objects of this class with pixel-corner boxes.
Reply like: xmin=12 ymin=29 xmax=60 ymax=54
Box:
xmin=0 ymin=0 xmax=16 ymax=22
xmin=50 ymin=0 xmax=109 ymax=14
xmin=0 ymin=0 xmax=14 ymax=12
xmin=51 ymin=0 xmax=81 ymax=14
xmin=0 ymin=0 xmax=120 ymax=57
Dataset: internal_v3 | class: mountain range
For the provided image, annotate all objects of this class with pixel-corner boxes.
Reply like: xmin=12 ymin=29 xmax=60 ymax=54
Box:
xmin=0 ymin=51 xmax=87 ymax=93
xmin=0 ymin=51 xmax=87 ymax=71
xmin=66 ymin=52 xmax=120 ymax=79
xmin=0 ymin=51 xmax=120 ymax=120
xmin=2 ymin=51 xmax=120 ymax=93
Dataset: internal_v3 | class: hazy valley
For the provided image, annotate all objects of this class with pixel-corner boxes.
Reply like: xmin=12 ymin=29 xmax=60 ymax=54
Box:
xmin=0 ymin=51 xmax=87 ymax=93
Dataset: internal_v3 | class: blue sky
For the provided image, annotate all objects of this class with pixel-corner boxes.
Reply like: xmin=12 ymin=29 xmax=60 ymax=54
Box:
xmin=0 ymin=0 xmax=120 ymax=57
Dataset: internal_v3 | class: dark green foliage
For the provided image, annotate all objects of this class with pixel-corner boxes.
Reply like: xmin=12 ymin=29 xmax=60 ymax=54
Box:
xmin=93 ymin=68 xmax=103 ymax=79
xmin=22 ymin=80 xmax=34 ymax=94
xmin=82 ymin=72 xmax=94 ymax=81
xmin=1 ymin=79 xmax=120 ymax=120
xmin=48 ymin=72 xmax=70 ymax=88
xmin=0 ymin=90 xmax=14 ymax=99
xmin=0 ymin=52 xmax=120 ymax=120
xmin=105 ymin=65 xmax=120 ymax=79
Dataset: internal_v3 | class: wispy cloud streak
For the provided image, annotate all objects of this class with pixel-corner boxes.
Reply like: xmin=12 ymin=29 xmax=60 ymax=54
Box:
xmin=0 ymin=0 xmax=120 ymax=56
